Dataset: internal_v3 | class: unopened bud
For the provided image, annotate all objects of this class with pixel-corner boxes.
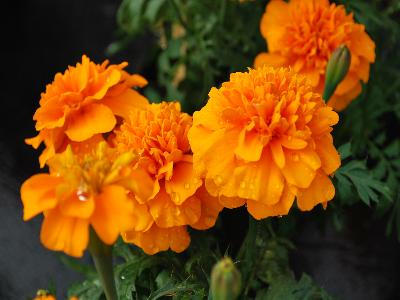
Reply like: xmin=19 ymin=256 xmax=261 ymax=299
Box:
xmin=323 ymin=45 xmax=351 ymax=101
xmin=210 ymin=257 xmax=241 ymax=300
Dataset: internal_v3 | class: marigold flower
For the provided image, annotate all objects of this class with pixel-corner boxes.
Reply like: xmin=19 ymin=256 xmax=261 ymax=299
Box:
xmin=188 ymin=66 xmax=341 ymax=219
xmin=254 ymin=0 xmax=375 ymax=111
xmin=20 ymin=142 xmax=154 ymax=257
xmin=112 ymin=101 xmax=223 ymax=254
xmin=26 ymin=55 xmax=149 ymax=167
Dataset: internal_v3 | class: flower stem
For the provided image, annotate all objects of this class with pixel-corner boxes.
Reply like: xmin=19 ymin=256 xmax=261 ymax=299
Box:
xmin=88 ymin=228 xmax=118 ymax=300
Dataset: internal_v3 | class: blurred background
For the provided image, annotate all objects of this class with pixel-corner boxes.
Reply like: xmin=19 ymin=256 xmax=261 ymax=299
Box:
xmin=1 ymin=0 xmax=400 ymax=299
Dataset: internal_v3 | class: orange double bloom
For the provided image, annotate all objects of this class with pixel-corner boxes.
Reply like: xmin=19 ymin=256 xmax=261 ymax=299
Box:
xmin=26 ymin=55 xmax=148 ymax=167
xmin=112 ymin=102 xmax=222 ymax=254
xmin=255 ymin=0 xmax=375 ymax=110
xmin=189 ymin=66 xmax=341 ymax=219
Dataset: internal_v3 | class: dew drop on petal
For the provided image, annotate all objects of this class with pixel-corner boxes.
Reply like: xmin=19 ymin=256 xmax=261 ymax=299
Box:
xmin=184 ymin=183 xmax=190 ymax=189
xmin=77 ymin=190 xmax=89 ymax=202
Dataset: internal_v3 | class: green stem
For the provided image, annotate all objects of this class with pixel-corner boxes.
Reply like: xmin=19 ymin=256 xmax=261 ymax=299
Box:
xmin=88 ymin=228 xmax=118 ymax=300
xmin=237 ymin=216 xmax=258 ymax=261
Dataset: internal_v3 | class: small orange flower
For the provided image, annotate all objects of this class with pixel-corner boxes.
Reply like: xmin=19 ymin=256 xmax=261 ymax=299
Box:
xmin=112 ymin=102 xmax=223 ymax=254
xmin=33 ymin=290 xmax=56 ymax=300
xmin=189 ymin=66 xmax=341 ymax=219
xmin=20 ymin=142 xmax=154 ymax=257
xmin=254 ymin=0 xmax=375 ymax=110
xmin=26 ymin=55 xmax=149 ymax=167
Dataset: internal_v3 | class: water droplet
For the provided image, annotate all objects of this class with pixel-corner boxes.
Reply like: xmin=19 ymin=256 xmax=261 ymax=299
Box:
xmin=184 ymin=183 xmax=190 ymax=189
xmin=277 ymin=215 xmax=283 ymax=218
xmin=240 ymin=182 xmax=246 ymax=189
xmin=77 ymin=190 xmax=89 ymax=201
xmin=249 ymin=183 xmax=255 ymax=190
xmin=120 ymin=275 xmax=125 ymax=280
xmin=292 ymin=154 xmax=299 ymax=161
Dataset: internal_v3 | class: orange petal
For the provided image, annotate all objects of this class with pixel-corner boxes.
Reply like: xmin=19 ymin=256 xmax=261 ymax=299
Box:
xmin=130 ymin=197 xmax=153 ymax=231
xmin=254 ymin=52 xmax=287 ymax=68
xmin=33 ymin=101 xmax=66 ymax=130
xmin=102 ymin=88 xmax=149 ymax=121
xmin=148 ymin=187 xmax=201 ymax=228
xmin=20 ymin=174 xmax=61 ymax=220
xmin=350 ymin=29 xmax=376 ymax=62
xmin=315 ymin=134 xmax=341 ymax=175
xmin=90 ymin=69 xmax=121 ymax=100
xmin=59 ymin=192 xmax=95 ymax=219
xmin=165 ymin=161 xmax=202 ymax=205
xmin=280 ymin=135 xmax=308 ymax=150
xmin=335 ymin=72 xmax=360 ymax=96
xmin=191 ymin=186 xmax=223 ymax=230
xmin=65 ymin=103 xmax=116 ymax=142
xmin=296 ymin=171 xmax=335 ymax=211
xmin=123 ymin=224 xmax=190 ymax=255
xmin=328 ymin=81 xmax=362 ymax=111
xmin=270 ymin=140 xmax=285 ymax=168
xmin=235 ymin=130 xmax=264 ymax=162
xmin=261 ymin=0 xmax=289 ymax=52
xmin=40 ymin=208 xmax=89 ymax=257
xmin=281 ymin=149 xmax=319 ymax=189
xmin=91 ymin=185 xmax=134 ymax=245
xmin=246 ymin=185 xmax=295 ymax=220
xmin=234 ymin=150 xmax=284 ymax=205
xmin=309 ymin=106 xmax=339 ymax=136
xmin=218 ymin=194 xmax=246 ymax=209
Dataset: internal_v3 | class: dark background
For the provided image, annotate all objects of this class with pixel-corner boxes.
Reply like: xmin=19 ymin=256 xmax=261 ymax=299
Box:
xmin=1 ymin=1 xmax=400 ymax=299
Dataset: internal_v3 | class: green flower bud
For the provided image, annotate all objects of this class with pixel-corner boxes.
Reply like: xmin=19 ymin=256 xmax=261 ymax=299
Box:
xmin=323 ymin=45 xmax=351 ymax=101
xmin=210 ymin=257 xmax=242 ymax=300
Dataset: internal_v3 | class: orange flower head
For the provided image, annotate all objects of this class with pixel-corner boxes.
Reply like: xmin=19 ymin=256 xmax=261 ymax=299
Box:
xmin=189 ymin=66 xmax=341 ymax=219
xmin=112 ymin=101 xmax=223 ymax=254
xmin=33 ymin=290 xmax=56 ymax=300
xmin=20 ymin=142 xmax=154 ymax=257
xmin=254 ymin=0 xmax=375 ymax=110
xmin=26 ymin=55 xmax=149 ymax=167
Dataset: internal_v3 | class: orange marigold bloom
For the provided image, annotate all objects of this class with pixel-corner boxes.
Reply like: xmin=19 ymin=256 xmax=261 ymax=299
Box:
xmin=112 ymin=101 xmax=223 ymax=254
xmin=20 ymin=142 xmax=154 ymax=257
xmin=254 ymin=0 xmax=375 ymax=111
xmin=26 ymin=55 xmax=149 ymax=167
xmin=188 ymin=66 xmax=341 ymax=219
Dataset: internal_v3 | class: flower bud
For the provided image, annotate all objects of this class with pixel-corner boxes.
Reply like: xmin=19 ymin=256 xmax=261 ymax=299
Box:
xmin=323 ymin=45 xmax=351 ymax=101
xmin=210 ymin=257 xmax=242 ymax=300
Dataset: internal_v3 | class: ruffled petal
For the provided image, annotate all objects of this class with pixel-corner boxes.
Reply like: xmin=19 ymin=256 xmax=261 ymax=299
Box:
xmin=123 ymin=224 xmax=190 ymax=255
xmin=314 ymin=134 xmax=341 ymax=175
xmin=234 ymin=150 xmax=284 ymax=205
xmin=246 ymin=185 xmax=295 ymax=219
xmin=296 ymin=171 xmax=335 ymax=211
xmin=191 ymin=186 xmax=223 ymax=230
xmin=91 ymin=185 xmax=134 ymax=245
xmin=254 ymin=53 xmax=287 ymax=68
xmin=40 ymin=208 xmax=89 ymax=257
xmin=148 ymin=187 xmax=201 ymax=228
xmin=102 ymin=88 xmax=149 ymax=121
xmin=65 ymin=103 xmax=116 ymax=142
xmin=165 ymin=161 xmax=202 ymax=205
xmin=20 ymin=174 xmax=61 ymax=220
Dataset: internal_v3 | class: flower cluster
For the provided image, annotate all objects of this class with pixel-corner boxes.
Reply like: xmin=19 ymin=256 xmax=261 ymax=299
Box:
xmin=22 ymin=56 xmax=222 ymax=257
xmin=189 ymin=66 xmax=341 ymax=219
xmin=111 ymin=102 xmax=222 ymax=254
xmin=255 ymin=0 xmax=375 ymax=111
xmin=22 ymin=0 xmax=375 ymax=257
